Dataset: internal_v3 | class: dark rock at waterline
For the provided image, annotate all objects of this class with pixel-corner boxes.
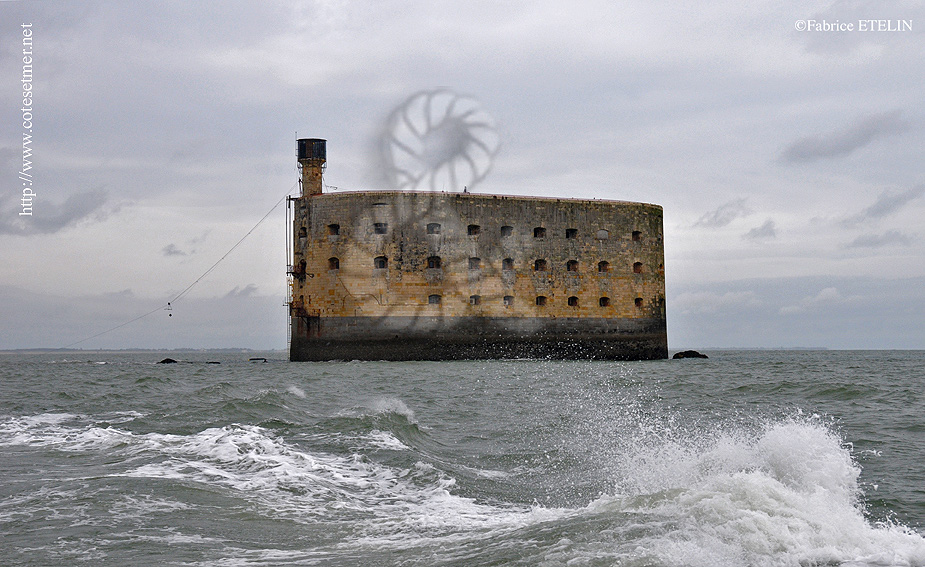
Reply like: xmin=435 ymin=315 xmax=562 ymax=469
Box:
xmin=157 ymin=357 xmax=179 ymax=364
xmin=672 ymin=350 xmax=708 ymax=359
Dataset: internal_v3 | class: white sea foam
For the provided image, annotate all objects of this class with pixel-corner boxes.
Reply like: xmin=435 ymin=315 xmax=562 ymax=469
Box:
xmin=582 ymin=417 xmax=925 ymax=567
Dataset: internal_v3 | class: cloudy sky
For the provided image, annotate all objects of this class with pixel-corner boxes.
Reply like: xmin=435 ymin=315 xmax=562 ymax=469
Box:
xmin=2 ymin=0 xmax=923 ymax=350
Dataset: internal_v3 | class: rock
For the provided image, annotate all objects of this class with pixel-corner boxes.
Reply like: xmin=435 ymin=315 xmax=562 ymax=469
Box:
xmin=672 ymin=350 xmax=708 ymax=359
xmin=157 ymin=357 xmax=178 ymax=364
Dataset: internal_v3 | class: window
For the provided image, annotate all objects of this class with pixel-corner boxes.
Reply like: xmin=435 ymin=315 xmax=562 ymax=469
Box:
xmin=535 ymin=296 xmax=547 ymax=306
xmin=633 ymin=262 xmax=643 ymax=274
xmin=299 ymin=226 xmax=307 ymax=238
xmin=469 ymin=257 xmax=481 ymax=270
xmin=467 ymin=224 xmax=481 ymax=236
xmin=327 ymin=224 xmax=339 ymax=236
xmin=500 ymin=225 xmax=514 ymax=237
xmin=534 ymin=259 xmax=547 ymax=271
xmin=598 ymin=261 xmax=610 ymax=273
xmin=374 ymin=256 xmax=388 ymax=269
xmin=328 ymin=257 xmax=339 ymax=270
xmin=632 ymin=230 xmax=642 ymax=241
xmin=428 ymin=294 xmax=442 ymax=304
xmin=502 ymin=258 xmax=514 ymax=271
xmin=373 ymin=223 xmax=388 ymax=234
xmin=599 ymin=297 xmax=611 ymax=307
xmin=503 ymin=295 xmax=514 ymax=306
xmin=596 ymin=229 xmax=609 ymax=240
xmin=427 ymin=223 xmax=441 ymax=234
xmin=566 ymin=260 xmax=579 ymax=272
xmin=566 ymin=228 xmax=578 ymax=239
xmin=427 ymin=255 xmax=441 ymax=269
xmin=469 ymin=295 xmax=481 ymax=305
xmin=568 ymin=296 xmax=579 ymax=307
xmin=635 ymin=297 xmax=643 ymax=307
xmin=533 ymin=227 xmax=546 ymax=238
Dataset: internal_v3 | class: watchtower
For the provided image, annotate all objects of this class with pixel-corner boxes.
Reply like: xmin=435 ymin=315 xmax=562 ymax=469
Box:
xmin=297 ymin=138 xmax=326 ymax=196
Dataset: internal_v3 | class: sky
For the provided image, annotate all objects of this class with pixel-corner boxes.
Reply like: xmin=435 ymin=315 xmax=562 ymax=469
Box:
xmin=1 ymin=0 xmax=923 ymax=350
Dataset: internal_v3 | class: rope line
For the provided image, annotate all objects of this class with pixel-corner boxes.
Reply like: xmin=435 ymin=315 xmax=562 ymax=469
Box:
xmin=62 ymin=183 xmax=298 ymax=349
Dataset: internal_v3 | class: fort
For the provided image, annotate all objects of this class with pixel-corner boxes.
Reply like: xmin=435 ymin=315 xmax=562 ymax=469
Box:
xmin=288 ymin=138 xmax=667 ymax=361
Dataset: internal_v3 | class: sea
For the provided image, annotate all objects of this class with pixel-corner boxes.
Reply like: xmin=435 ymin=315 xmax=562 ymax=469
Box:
xmin=2 ymin=349 xmax=924 ymax=567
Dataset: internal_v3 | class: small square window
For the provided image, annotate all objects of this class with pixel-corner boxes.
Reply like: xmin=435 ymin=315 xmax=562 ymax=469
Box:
xmin=632 ymin=230 xmax=642 ymax=241
xmin=567 ymin=296 xmax=579 ymax=307
xmin=599 ymin=297 xmax=610 ymax=307
xmin=327 ymin=224 xmax=339 ymax=236
xmin=467 ymin=224 xmax=481 ymax=236
xmin=429 ymin=294 xmax=442 ymax=305
xmin=427 ymin=223 xmax=441 ymax=234
xmin=469 ymin=295 xmax=481 ymax=305
xmin=536 ymin=296 xmax=547 ymax=306
xmin=502 ymin=258 xmax=514 ymax=271
xmin=566 ymin=228 xmax=578 ymax=239
xmin=503 ymin=295 xmax=514 ymax=306
xmin=634 ymin=297 xmax=643 ymax=307
xmin=533 ymin=227 xmax=546 ymax=238
xmin=534 ymin=259 xmax=547 ymax=271
xmin=500 ymin=225 xmax=514 ymax=237
xmin=469 ymin=257 xmax=481 ymax=270
xmin=374 ymin=256 xmax=388 ymax=269
xmin=373 ymin=223 xmax=388 ymax=234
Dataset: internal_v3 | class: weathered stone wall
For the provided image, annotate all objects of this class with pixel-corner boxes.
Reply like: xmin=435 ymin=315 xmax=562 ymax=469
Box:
xmin=289 ymin=191 xmax=666 ymax=360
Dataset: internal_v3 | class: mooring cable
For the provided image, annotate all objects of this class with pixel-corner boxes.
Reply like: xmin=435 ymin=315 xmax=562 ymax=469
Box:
xmin=62 ymin=183 xmax=298 ymax=349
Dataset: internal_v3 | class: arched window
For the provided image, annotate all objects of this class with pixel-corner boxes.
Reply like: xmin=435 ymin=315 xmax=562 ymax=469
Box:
xmin=373 ymin=222 xmax=388 ymax=234
xmin=427 ymin=223 xmax=441 ymax=234
xmin=566 ymin=260 xmax=579 ymax=272
xmin=298 ymin=226 xmax=307 ymax=238
xmin=328 ymin=257 xmax=339 ymax=270
xmin=467 ymin=224 xmax=481 ymax=235
xmin=635 ymin=297 xmax=643 ymax=307
xmin=327 ymin=224 xmax=339 ymax=236
xmin=598 ymin=261 xmax=610 ymax=273
xmin=633 ymin=262 xmax=643 ymax=274
xmin=567 ymin=296 xmax=579 ymax=307
xmin=427 ymin=256 xmax=441 ymax=269
xmin=596 ymin=229 xmax=609 ymax=240
xmin=535 ymin=296 xmax=547 ymax=306
xmin=534 ymin=259 xmax=547 ymax=271
xmin=469 ymin=295 xmax=481 ymax=305
xmin=566 ymin=228 xmax=578 ymax=239
xmin=374 ymin=256 xmax=388 ymax=269
xmin=500 ymin=225 xmax=514 ymax=237
xmin=599 ymin=297 xmax=611 ymax=307
xmin=502 ymin=258 xmax=514 ymax=271
xmin=533 ymin=227 xmax=546 ymax=238
xmin=468 ymin=257 xmax=481 ymax=270
xmin=428 ymin=294 xmax=442 ymax=305
xmin=632 ymin=230 xmax=642 ymax=241
xmin=503 ymin=295 xmax=514 ymax=306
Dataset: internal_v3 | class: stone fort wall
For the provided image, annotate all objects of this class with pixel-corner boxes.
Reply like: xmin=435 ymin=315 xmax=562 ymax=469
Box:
xmin=289 ymin=191 xmax=666 ymax=360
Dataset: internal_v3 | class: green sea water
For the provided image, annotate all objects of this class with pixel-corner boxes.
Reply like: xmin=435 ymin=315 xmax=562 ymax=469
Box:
xmin=1 ymin=350 xmax=924 ymax=566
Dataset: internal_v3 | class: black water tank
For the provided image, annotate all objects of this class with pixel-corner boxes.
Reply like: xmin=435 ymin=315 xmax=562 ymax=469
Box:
xmin=297 ymin=138 xmax=326 ymax=161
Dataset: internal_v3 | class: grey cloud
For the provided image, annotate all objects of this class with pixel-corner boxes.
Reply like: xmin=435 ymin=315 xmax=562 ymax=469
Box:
xmin=162 ymin=244 xmax=187 ymax=256
xmin=743 ymin=219 xmax=776 ymax=241
xmin=0 ymin=189 xmax=109 ymax=235
xmin=845 ymin=230 xmax=913 ymax=248
xmin=225 ymin=284 xmax=259 ymax=298
xmin=843 ymin=185 xmax=925 ymax=226
xmin=780 ymin=110 xmax=910 ymax=163
xmin=693 ymin=198 xmax=752 ymax=228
